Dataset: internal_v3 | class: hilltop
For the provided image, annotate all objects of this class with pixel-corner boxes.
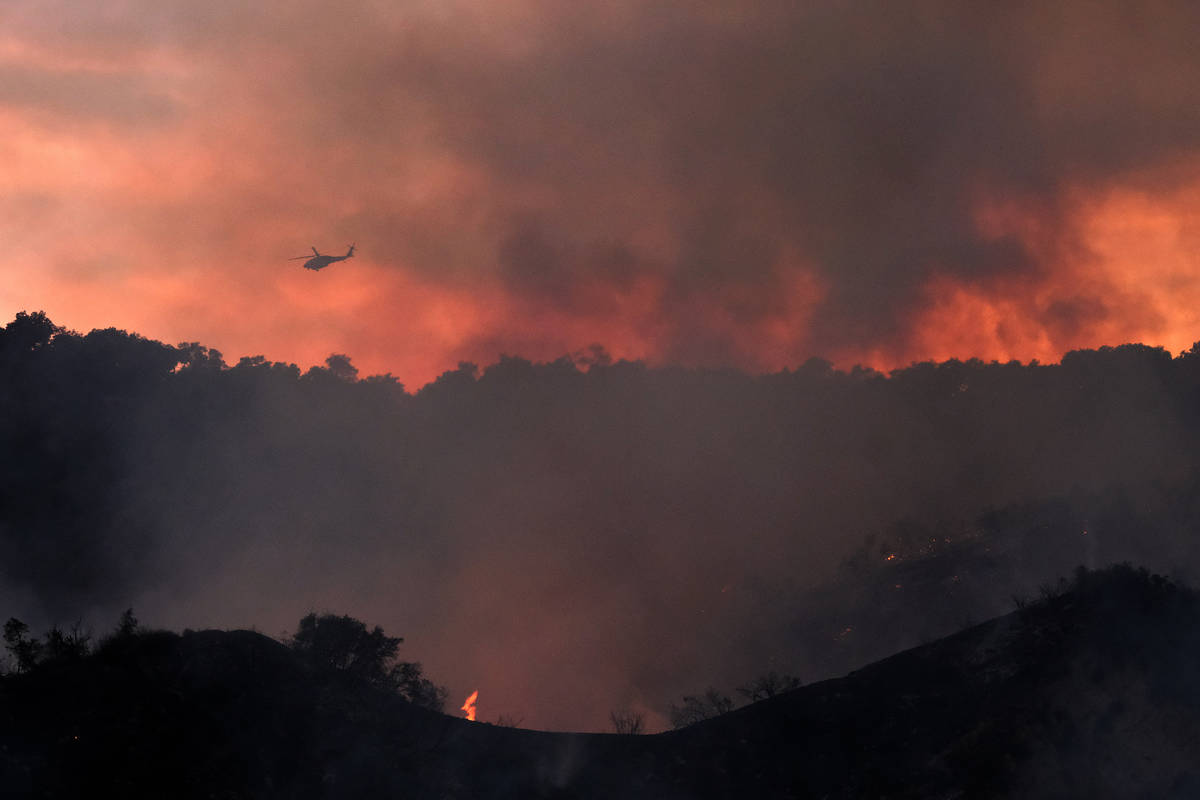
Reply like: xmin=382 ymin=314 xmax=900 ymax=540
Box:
xmin=3 ymin=564 xmax=1200 ymax=798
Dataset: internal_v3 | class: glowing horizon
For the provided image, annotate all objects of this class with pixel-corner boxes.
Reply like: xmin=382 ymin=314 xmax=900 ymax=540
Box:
xmin=4 ymin=2 xmax=1200 ymax=389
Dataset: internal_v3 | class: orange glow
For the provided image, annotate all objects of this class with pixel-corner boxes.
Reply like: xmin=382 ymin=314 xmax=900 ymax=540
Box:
xmin=8 ymin=168 xmax=1200 ymax=385
xmin=4 ymin=8 xmax=1200 ymax=390
xmin=461 ymin=689 xmax=478 ymax=722
xmin=835 ymin=171 xmax=1200 ymax=372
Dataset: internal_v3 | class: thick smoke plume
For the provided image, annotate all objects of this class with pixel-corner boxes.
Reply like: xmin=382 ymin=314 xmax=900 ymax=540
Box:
xmin=5 ymin=312 xmax=1200 ymax=730
xmin=3 ymin=1 xmax=1200 ymax=380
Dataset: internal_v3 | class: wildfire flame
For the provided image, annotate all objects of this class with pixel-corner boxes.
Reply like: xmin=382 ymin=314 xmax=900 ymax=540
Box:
xmin=461 ymin=690 xmax=478 ymax=722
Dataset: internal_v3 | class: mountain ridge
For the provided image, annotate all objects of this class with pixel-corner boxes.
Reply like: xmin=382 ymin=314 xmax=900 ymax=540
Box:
xmin=4 ymin=564 xmax=1199 ymax=797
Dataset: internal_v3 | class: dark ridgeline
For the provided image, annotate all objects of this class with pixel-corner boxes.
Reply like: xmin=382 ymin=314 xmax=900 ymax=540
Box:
xmin=3 ymin=565 xmax=1200 ymax=798
xmin=6 ymin=309 xmax=1200 ymax=728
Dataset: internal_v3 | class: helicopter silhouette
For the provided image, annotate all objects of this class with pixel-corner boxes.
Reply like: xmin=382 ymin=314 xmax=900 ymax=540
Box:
xmin=290 ymin=244 xmax=356 ymax=271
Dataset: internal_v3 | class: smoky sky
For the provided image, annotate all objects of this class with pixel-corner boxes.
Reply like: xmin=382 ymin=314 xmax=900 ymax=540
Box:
xmin=3 ymin=1 xmax=1200 ymax=384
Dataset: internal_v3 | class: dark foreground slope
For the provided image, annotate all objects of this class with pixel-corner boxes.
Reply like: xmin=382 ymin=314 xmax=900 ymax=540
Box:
xmin=3 ymin=565 xmax=1200 ymax=799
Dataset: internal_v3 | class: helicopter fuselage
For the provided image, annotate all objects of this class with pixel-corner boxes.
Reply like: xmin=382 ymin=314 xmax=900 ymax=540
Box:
xmin=292 ymin=244 xmax=355 ymax=271
xmin=303 ymin=255 xmax=344 ymax=271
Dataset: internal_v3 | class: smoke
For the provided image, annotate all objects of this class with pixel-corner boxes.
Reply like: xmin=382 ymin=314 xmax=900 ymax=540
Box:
xmin=5 ymin=315 xmax=1200 ymax=730
xmin=4 ymin=2 xmax=1200 ymax=381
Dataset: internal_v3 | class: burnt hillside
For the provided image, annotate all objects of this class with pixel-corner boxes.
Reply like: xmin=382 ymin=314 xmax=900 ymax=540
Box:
xmin=3 ymin=565 xmax=1199 ymax=798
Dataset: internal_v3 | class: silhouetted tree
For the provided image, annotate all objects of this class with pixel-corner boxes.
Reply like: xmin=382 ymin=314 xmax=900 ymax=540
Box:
xmin=388 ymin=659 xmax=448 ymax=711
xmin=290 ymin=613 xmax=446 ymax=710
xmin=324 ymin=353 xmax=358 ymax=382
xmin=3 ymin=618 xmax=42 ymax=672
xmin=0 ymin=310 xmax=60 ymax=355
xmin=737 ymin=671 xmax=802 ymax=703
xmin=292 ymin=613 xmax=399 ymax=681
xmin=669 ymin=688 xmax=734 ymax=729
xmin=115 ymin=608 xmax=139 ymax=637
xmin=175 ymin=342 xmax=226 ymax=372
xmin=303 ymin=353 xmax=360 ymax=384
xmin=42 ymin=622 xmax=90 ymax=662
xmin=610 ymin=710 xmax=645 ymax=734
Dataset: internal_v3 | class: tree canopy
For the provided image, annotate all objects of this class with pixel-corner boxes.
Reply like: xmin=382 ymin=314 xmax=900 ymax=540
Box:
xmin=290 ymin=613 xmax=446 ymax=711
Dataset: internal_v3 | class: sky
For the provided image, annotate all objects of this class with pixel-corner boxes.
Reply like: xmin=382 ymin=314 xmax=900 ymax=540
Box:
xmin=4 ymin=1 xmax=1200 ymax=388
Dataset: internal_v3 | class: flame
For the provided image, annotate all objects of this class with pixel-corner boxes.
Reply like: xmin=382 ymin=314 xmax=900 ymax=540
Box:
xmin=461 ymin=690 xmax=478 ymax=722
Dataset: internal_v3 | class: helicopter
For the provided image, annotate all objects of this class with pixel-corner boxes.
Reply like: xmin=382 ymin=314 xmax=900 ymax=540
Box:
xmin=289 ymin=244 xmax=355 ymax=271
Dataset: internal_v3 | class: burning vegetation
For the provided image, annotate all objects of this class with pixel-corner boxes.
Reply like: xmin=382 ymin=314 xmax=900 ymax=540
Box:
xmin=461 ymin=690 xmax=478 ymax=722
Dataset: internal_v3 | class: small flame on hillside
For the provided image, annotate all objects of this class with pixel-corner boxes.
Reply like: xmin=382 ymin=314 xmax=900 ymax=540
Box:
xmin=461 ymin=690 xmax=478 ymax=722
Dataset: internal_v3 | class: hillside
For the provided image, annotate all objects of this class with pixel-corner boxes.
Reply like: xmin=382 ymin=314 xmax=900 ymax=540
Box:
xmin=3 ymin=565 xmax=1200 ymax=798
xmin=8 ymin=314 xmax=1200 ymax=729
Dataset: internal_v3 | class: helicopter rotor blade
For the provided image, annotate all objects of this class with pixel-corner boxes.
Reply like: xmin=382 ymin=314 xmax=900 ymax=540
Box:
xmin=288 ymin=256 xmax=310 ymax=260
